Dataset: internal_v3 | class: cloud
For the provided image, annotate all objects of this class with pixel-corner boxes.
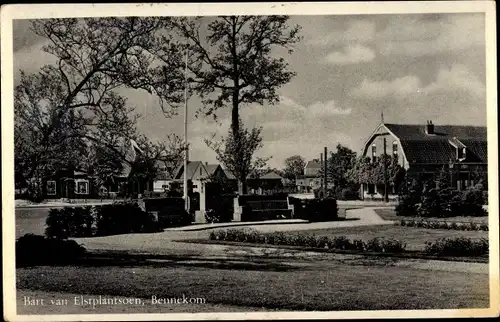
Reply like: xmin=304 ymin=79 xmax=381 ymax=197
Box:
xmin=324 ymin=44 xmax=375 ymax=65
xmin=307 ymin=20 xmax=376 ymax=47
xmin=308 ymin=100 xmax=352 ymax=116
xmin=424 ymin=64 xmax=486 ymax=97
xmin=308 ymin=14 xmax=484 ymax=57
xmin=185 ymin=96 xmax=353 ymax=168
xmin=349 ymin=64 xmax=485 ymax=99
xmin=350 ymin=76 xmax=422 ymax=99
xmin=377 ymin=14 xmax=485 ymax=57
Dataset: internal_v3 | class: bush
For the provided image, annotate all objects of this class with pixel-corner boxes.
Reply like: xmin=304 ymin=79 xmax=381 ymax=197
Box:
xmin=95 ymin=202 xmax=160 ymax=236
xmin=417 ymin=187 xmax=441 ymax=217
xmin=424 ymin=237 xmax=488 ymax=257
xmin=396 ymin=178 xmax=423 ymax=216
xmin=340 ymin=185 xmax=360 ymax=200
xmin=397 ymin=175 xmax=487 ymax=218
xmin=45 ymin=202 xmax=160 ymax=238
xmin=16 ymin=234 xmax=86 ymax=267
xmin=460 ymin=187 xmax=486 ymax=217
xmin=291 ymin=198 xmax=338 ymax=222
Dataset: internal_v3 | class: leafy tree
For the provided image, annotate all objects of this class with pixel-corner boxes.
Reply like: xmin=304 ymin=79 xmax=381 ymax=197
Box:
xmin=348 ymin=155 xmax=405 ymax=188
xmin=170 ymin=16 xmax=301 ymax=191
xmin=128 ymin=134 xmax=185 ymax=193
xmin=205 ymin=118 xmax=269 ymax=194
xmin=15 ymin=18 xmax=186 ymax=199
xmin=324 ymin=144 xmax=357 ymax=188
xmin=283 ymin=155 xmax=305 ymax=181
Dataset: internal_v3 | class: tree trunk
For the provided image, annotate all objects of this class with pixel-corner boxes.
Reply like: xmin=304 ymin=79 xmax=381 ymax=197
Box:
xmin=232 ymin=88 xmax=247 ymax=195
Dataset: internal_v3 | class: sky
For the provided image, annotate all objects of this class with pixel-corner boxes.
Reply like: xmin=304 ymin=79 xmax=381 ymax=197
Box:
xmin=13 ymin=13 xmax=487 ymax=169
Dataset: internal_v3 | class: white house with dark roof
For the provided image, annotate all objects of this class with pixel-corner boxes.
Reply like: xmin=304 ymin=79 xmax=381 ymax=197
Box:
xmin=296 ymin=159 xmax=322 ymax=193
xmin=361 ymin=120 xmax=487 ymax=199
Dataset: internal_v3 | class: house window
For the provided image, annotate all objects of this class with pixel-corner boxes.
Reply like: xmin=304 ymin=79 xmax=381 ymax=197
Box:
xmin=392 ymin=141 xmax=398 ymax=157
xmin=367 ymin=183 xmax=375 ymax=194
xmin=46 ymin=180 xmax=56 ymax=195
xmin=371 ymin=144 xmax=377 ymax=162
xmin=75 ymin=179 xmax=89 ymax=195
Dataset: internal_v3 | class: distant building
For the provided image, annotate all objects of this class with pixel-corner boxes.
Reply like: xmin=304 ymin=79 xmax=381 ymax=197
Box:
xmin=43 ymin=138 xmax=143 ymax=199
xmin=296 ymin=159 xmax=322 ymax=193
xmin=222 ymin=169 xmax=284 ymax=194
xmin=171 ymin=161 xmax=225 ymax=193
xmin=360 ymin=120 xmax=487 ymax=199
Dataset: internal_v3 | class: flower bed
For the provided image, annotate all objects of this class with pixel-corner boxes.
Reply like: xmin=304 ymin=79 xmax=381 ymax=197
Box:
xmin=209 ymin=229 xmax=406 ymax=253
xmin=399 ymin=219 xmax=488 ymax=231
xmin=424 ymin=237 xmax=489 ymax=257
xmin=208 ymin=229 xmax=488 ymax=258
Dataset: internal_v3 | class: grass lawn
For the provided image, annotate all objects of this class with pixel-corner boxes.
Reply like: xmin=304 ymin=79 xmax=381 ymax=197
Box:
xmin=292 ymin=225 xmax=488 ymax=251
xmin=374 ymin=208 xmax=489 ymax=224
xmin=17 ymin=260 xmax=488 ymax=312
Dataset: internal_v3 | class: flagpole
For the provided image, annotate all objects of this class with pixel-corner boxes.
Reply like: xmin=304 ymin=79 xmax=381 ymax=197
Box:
xmin=183 ymin=21 xmax=190 ymax=212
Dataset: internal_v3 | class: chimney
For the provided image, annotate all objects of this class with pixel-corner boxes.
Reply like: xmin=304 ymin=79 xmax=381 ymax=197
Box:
xmin=426 ymin=120 xmax=435 ymax=135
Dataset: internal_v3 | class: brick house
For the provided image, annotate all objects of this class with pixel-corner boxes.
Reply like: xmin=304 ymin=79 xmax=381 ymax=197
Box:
xmin=43 ymin=138 xmax=143 ymax=199
xmin=360 ymin=120 xmax=487 ymax=200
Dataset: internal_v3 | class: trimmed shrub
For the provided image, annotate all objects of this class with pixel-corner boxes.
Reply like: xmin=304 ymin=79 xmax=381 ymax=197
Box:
xmin=291 ymin=198 xmax=338 ymax=222
xmin=45 ymin=202 xmax=160 ymax=238
xmin=209 ymin=229 xmax=406 ymax=254
xmin=424 ymin=237 xmax=488 ymax=257
xmin=400 ymin=219 xmax=487 ymax=231
xmin=16 ymin=234 xmax=86 ymax=267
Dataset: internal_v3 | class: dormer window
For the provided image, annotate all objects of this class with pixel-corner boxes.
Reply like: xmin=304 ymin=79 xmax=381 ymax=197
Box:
xmin=457 ymin=147 xmax=466 ymax=161
xmin=371 ymin=144 xmax=377 ymax=162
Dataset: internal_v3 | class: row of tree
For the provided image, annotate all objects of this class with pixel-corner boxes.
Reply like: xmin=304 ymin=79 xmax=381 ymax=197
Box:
xmin=281 ymin=144 xmax=406 ymax=198
xmin=15 ymin=16 xmax=303 ymax=199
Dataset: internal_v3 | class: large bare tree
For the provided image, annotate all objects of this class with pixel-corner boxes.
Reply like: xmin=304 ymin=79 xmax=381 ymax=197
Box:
xmin=163 ymin=16 xmax=301 ymax=193
xmin=14 ymin=17 xmax=186 ymax=198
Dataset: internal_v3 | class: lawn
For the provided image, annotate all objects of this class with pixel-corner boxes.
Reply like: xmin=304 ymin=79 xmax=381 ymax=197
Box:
xmin=17 ymin=259 xmax=489 ymax=312
xmin=374 ymin=208 xmax=489 ymax=224
xmin=292 ymin=225 xmax=488 ymax=251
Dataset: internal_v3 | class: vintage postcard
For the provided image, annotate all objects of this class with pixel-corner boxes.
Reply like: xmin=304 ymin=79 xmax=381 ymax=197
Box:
xmin=1 ymin=1 xmax=498 ymax=321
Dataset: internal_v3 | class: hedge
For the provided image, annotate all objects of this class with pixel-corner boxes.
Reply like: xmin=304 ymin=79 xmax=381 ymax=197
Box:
xmin=399 ymin=219 xmax=488 ymax=231
xmin=209 ymin=229 xmax=406 ymax=253
xmin=424 ymin=237 xmax=488 ymax=257
xmin=289 ymin=197 xmax=338 ymax=222
xmin=16 ymin=234 xmax=86 ymax=267
xmin=45 ymin=201 xmax=161 ymax=239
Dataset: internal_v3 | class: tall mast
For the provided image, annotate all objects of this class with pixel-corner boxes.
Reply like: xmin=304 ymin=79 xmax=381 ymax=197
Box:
xmin=183 ymin=18 xmax=190 ymax=212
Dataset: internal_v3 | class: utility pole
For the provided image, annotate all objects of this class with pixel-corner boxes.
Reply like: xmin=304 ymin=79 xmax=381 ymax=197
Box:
xmin=320 ymin=153 xmax=323 ymax=195
xmin=324 ymin=146 xmax=328 ymax=197
xmin=383 ymin=137 xmax=389 ymax=202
